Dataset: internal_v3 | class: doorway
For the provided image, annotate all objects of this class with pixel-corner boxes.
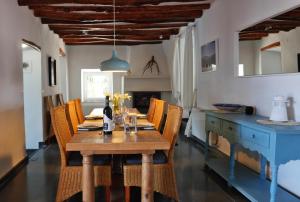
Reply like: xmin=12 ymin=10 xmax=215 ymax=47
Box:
xmin=22 ymin=40 xmax=43 ymax=155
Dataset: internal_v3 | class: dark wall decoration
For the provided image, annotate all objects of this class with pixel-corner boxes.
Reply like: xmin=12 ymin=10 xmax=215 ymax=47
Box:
xmin=142 ymin=56 xmax=160 ymax=75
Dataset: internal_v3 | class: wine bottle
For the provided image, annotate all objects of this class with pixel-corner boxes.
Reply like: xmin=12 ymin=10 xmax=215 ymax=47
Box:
xmin=103 ymin=96 xmax=113 ymax=135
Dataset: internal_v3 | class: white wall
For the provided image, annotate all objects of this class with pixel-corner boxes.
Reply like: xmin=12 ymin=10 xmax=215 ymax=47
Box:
xmin=261 ymin=51 xmax=282 ymax=74
xmin=67 ymin=44 xmax=172 ymax=114
xmin=163 ymin=0 xmax=300 ymax=196
xmin=23 ymin=48 xmax=43 ymax=149
xmin=0 ymin=0 xmax=66 ymax=179
xmin=58 ymin=56 xmax=69 ymax=101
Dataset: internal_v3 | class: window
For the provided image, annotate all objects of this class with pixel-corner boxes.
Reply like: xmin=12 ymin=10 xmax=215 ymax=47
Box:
xmin=81 ymin=69 xmax=113 ymax=102
xmin=238 ymin=64 xmax=245 ymax=76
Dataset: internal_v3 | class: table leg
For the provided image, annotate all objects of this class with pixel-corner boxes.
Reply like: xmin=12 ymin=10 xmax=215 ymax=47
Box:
xmin=82 ymin=154 xmax=95 ymax=202
xmin=205 ymin=131 xmax=210 ymax=160
xmin=270 ymin=164 xmax=278 ymax=202
xmin=141 ymin=153 xmax=153 ymax=202
xmin=260 ymin=155 xmax=267 ymax=180
xmin=229 ymin=143 xmax=236 ymax=180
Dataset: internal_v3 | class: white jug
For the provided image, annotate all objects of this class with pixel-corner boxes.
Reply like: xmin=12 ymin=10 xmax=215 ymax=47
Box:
xmin=270 ymin=96 xmax=289 ymax=122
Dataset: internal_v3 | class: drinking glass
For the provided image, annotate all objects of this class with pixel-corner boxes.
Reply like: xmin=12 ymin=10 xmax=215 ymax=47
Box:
xmin=129 ymin=115 xmax=137 ymax=134
xmin=122 ymin=112 xmax=130 ymax=135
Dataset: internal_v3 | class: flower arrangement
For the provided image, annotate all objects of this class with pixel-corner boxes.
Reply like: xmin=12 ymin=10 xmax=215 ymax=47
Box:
xmin=104 ymin=92 xmax=131 ymax=114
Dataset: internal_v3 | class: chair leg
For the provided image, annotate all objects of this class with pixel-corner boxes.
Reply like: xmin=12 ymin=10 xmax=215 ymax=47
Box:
xmin=125 ymin=186 xmax=130 ymax=202
xmin=105 ymin=186 xmax=111 ymax=202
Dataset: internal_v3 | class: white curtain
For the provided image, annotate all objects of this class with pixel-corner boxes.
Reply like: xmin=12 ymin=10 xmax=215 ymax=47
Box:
xmin=171 ymin=26 xmax=195 ymax=108
xmin=181 ymin=26 xmax=194 ymax=108
xmin=171 ymin=37 xmax=181 ymax=101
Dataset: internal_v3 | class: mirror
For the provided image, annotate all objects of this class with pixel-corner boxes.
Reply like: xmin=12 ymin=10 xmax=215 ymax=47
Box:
xmin=238 ymin=7 xmax=300 ymax=76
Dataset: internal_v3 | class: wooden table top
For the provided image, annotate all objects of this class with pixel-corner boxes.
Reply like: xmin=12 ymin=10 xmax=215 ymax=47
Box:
xmin=66 ymin=130 xmax=170 ymax=155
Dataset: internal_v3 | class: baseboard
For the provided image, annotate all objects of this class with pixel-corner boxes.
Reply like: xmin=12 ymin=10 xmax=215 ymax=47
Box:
xmin=39 ymin=141 xmax=46 ymax=149
xmin=0 ymin=156 xmax=29 ymax=190
xmin=190 ymin=134 xmax=206 ymax=149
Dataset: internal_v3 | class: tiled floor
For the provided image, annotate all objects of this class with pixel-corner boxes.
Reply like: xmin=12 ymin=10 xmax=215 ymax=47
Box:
xmin=0 ymin=132 xmax=248 ymax=202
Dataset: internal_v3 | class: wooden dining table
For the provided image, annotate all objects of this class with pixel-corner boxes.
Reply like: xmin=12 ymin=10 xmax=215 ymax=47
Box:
xmin=66 ymin=130 xmax=170 ymax=202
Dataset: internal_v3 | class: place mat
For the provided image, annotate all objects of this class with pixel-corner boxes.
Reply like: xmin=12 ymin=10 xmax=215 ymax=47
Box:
xmin=137 ymin=119 xmax=155 ymax=127
xmin=85 ymin=115 xmax=102 ymax=120
xmin=121 ymin=120 xmax=155 ymax=128
xmin=137 ymin=114 xmax=147 ymax=118
xmin=79 ymin=121 xmax=103 ymax=128
xmin=86 ymin=108 xmax=103 ymax=119
xmin=257 ymin=119 xmax=300 ymax=126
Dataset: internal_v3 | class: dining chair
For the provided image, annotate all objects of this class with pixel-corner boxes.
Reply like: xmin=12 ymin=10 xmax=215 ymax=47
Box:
xmin=123 ymin=104 xmax=183 ymax=202
xmin=74 ymin=98 xmax=85 ymax=124
xmin=66 ymin=100 xmax=79 ymax=134
xmin=152 ymin=99 xmax=166 ymax=131
xmin=147 ymin=97 xmax=157 ymax=122
xmin=50 ymin=106 xmax=111 ymax=202
xmin=56 ymin=93 xmax=65 ymax=106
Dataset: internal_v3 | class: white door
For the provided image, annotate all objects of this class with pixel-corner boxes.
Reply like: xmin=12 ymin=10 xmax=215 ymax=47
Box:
xmin=22 ymin=44 xmax=43 ymax=149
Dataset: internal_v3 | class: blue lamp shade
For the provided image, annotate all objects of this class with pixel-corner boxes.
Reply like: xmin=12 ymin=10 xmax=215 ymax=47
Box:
xmin=100 ymin=50 xmax=130 ymax=72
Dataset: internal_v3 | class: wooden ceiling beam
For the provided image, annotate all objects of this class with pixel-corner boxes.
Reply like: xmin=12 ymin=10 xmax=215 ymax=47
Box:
xmin=239 ymin=33 xmax=269 ymax=38
xmin=19 ymin=0 xmax=212 ymax=45
xmin=55 ymin=28 xmax=179 ymax=36
xmin=62 ymin=35 xmax=170 ymax=40
xmin=272 ymin=16 xmax=300 ymax=22
xmin=29 ymin=4 xmax=210 ymax=13
xmin=65 ymin=41 xmax=163 ymax=46
xmin=258 ymin=20 xmax=300 ymax=27
xmin=48 ymin=22 xmax=188 ymax=30
xmin=19 ymin=0 xmax=207 ymax=6
xmin=33 ymin=10 xmax=203 ymax=21
xmin=240 ymin=29 xmax=289 ymax=34
xmin=63 ymin=38 xmax=162 ymax=43
xmin=239 ymin=38 xmax=262 ymax=41
xmin=41 ymin=18 xmax=195 ymax=24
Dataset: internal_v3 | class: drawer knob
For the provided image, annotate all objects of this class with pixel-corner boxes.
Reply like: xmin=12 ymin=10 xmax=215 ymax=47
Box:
xmin=252 ymin=134 xmax=256 ymax=139
xmin=228 ymin=126 xmax=233 ymax=131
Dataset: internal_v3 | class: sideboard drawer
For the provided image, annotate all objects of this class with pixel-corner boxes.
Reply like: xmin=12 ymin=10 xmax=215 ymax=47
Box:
xmin=206 ymin=116 xmax=221 ymax=132
xmin=222 ymin=120 xmax=240 ymax=136
xmin=241 ymin=127 xmax=270 ymax=148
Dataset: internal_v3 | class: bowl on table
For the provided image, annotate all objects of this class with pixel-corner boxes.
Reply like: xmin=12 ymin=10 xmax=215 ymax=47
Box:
xmin=213 ymin=103 xmax=243 ymax=112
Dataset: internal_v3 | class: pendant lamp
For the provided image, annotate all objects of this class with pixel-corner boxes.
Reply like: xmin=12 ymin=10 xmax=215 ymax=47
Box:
xmin=100 ymin=0 xmax=130 ymax=72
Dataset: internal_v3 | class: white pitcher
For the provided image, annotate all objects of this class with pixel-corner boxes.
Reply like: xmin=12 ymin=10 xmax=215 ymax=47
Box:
xmin=270 ymin=96 xmax=289 ymax=122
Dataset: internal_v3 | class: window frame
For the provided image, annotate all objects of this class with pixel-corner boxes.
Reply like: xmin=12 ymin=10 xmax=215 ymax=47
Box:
xmin=81 ymin=69 xmax=113 ymax=103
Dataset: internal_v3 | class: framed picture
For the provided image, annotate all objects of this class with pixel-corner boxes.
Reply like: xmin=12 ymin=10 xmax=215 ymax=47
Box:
xmin=201 ymin=40 xmax=218 ymax=72
xmin=48 ymin=56 xmax=57 ymax=86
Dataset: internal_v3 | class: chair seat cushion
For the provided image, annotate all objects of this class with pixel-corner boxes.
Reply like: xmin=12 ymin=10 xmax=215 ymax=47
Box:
xmin=125 ymin=150 xmax=167 ymax=165
xmin=67 ymin=151 xmax=111 ymax=166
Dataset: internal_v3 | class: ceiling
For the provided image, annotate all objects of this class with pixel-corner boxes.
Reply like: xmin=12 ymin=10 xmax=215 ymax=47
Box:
xmin=18 ymin=0 xmax=212 ymax=46
xmin=240 ymin=7 xmax=300 ymax=41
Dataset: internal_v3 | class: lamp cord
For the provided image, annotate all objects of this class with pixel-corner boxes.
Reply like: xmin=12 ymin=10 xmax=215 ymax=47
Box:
xmin=113 ymin=0 xmax=116 ymax=50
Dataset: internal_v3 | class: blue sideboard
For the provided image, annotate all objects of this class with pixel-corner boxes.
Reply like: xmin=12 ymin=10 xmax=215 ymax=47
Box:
xmin=204 ymin=111 xmax=300 ymax=202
